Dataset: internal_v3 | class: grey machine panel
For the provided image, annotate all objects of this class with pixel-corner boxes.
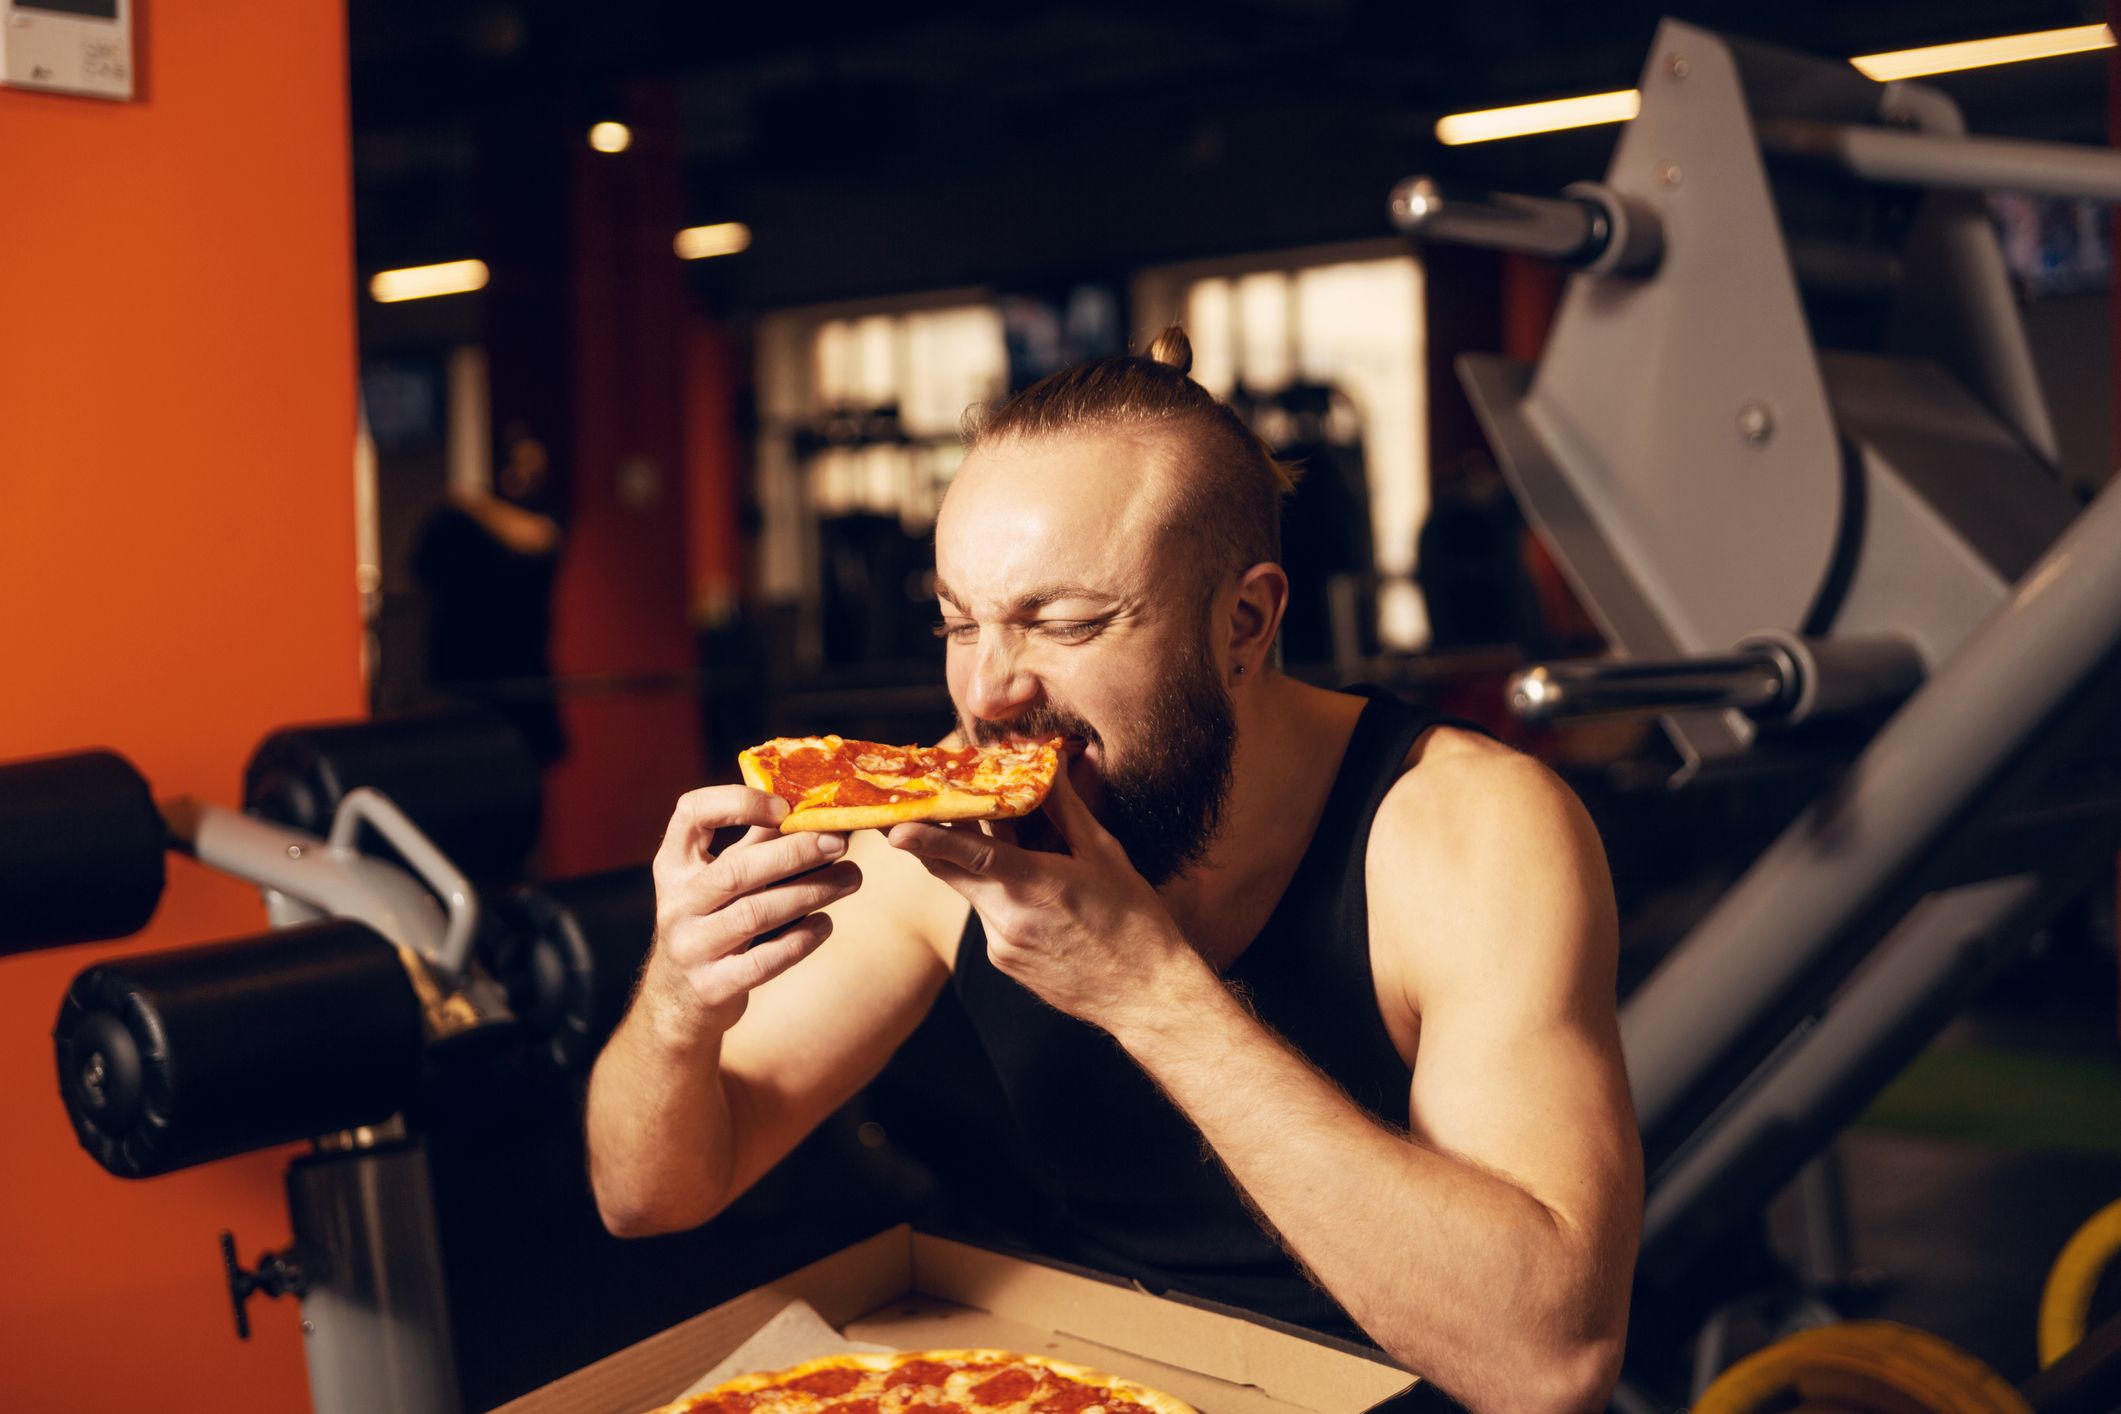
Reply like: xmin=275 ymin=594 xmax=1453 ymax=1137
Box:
xmin=1408 ymin=16 xmax=2121 ymax=1292
xmin=1464 ymin=19 xmax=2080 ymax=777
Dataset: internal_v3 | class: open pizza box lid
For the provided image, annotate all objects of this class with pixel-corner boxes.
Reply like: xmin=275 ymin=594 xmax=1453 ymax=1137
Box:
xmin=492 ymin=1226 xmax=1418 ymax=1414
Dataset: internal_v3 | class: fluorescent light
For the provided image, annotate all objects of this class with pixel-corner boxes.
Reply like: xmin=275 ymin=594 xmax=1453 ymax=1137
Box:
xmin=1851 ymin=22 xmax=2114 ymax=81
xmin=588 ymin=120 xmax=633 ymax=154
xmin=1435 ymin=90 xmax=1641 ymax=146
xmin=368 ymin=259 xmax=490 ymax=303
xmin=1434 ymin=22 xmax=2115 ymax=147
xmin=674 ymin=222 xmax=752 ymax=260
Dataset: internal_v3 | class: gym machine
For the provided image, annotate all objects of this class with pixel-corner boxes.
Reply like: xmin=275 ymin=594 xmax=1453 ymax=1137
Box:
xmin=5 ymin=715 xmax=661 ymax=1414
xmin=1394 ymin=17 xmax=2121 ymax=1398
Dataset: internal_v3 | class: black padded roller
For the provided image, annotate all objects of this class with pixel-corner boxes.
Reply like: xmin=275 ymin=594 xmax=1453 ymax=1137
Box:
xmin=485 ymin=866 xmax=654 ymax=1071
xmin=0 ymin=749 xmax=166 ymax=956
xmin=242 ymin=710 xmax=542 ymax=884
xmin=53 ymin=921 xmax=427 ymax=1178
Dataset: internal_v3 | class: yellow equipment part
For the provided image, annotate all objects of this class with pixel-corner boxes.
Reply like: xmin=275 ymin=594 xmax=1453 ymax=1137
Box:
xmin=1695 ymin=1320 xmax=2031 ymax=1414
xmin=2038 ymin=1195 xmax=2121 ymax=1367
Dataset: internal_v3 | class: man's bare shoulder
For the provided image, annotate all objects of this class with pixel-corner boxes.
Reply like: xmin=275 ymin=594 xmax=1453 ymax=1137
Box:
xmin=1378 ymin=726 xmax=1579 ymax=850
xmin=1382 ymin=725 xmax=1594 ymax=856
xmin=833 ymin=825 xmax=972 ymax=965
xmin=1366 ymin=728 xmax=1616 ymax=1005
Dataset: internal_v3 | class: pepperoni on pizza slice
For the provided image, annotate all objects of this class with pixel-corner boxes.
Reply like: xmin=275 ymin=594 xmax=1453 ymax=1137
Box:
xmin=739 ymin=736 xmax=1062 ymax=833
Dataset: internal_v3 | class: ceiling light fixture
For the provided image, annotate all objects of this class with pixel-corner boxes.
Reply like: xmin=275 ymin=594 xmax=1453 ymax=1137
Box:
xmin=1435 ymin=89 xmax=1641 ymax=146
xmin=674 ymin=222 xmax=753 ymax=260
xmin=1433 ymin=23 xmax=2116 ymax=146
xmin=1850 ymin=22 xmax=2113 ymax=81
xmin=368 ymin=259 xmax=491 ymax=303
xmin=588 ymin=121 xmax=633 ymax=154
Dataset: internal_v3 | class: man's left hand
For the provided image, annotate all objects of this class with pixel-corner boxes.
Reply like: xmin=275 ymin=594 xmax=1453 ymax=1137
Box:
xmin=885 ymin=767 xmax=1193 ymax=1032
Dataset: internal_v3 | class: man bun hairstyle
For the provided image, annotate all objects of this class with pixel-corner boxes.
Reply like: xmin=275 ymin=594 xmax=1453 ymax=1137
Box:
xmin=962 ymin=325 xmax=1299 ymax=603
xmin=1145 ymin=325 xmax=1193 ymax=374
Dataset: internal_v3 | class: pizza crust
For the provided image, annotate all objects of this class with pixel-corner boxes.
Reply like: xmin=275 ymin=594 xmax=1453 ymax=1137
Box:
xmin=768 ymin=790 xmax=1020 ymax=833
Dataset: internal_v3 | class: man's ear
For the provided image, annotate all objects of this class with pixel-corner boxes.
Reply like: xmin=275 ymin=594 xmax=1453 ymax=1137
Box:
xmin=1225 ymin=562 xmax=1290 ymax=677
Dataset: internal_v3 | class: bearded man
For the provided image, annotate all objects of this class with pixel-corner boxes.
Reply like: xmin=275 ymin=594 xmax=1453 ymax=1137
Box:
xmin=585 ymin=329 xmax=1641 ymax=1413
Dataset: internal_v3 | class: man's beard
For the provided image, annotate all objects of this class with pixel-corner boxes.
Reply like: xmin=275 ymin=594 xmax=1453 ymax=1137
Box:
xmin=968 ymin=640 xmax=1236 ymax=887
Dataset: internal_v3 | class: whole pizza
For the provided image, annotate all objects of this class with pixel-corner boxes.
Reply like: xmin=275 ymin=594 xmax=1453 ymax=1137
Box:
xmin=741 ymin=737 xmax=1062 ymax=832
xmin=650 ymin=1349 xmax=1196 ymax=1414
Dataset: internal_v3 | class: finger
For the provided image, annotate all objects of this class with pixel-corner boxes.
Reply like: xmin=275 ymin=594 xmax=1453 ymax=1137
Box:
xmin=885 ymin=820 xmax=1028 ymax=881
xmin=703 ymin=821 xmax=782 ymax=865
xmin=659 ymin=786 xmax=787 ymax=862
xmin=694 ymin=912 xmax=833 ymax=1007
xmin=899 ymin=850 xmax=1010 ymax=917
xmin=705 ymin=829 xmax=848 ymax=908
xmin=690 ymin=860 xmax=863 ymax=959
xmin=903 ymin=851 xmax=980 ymax=890
xmin=1040 ymin=761 xmax=1118 ymax=857
xmin=724 ymin=912 xmax=835 ymax=993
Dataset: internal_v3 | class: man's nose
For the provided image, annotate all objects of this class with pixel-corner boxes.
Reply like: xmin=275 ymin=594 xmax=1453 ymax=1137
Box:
xmin=964 ymin=632 xmax=1040 ymax=722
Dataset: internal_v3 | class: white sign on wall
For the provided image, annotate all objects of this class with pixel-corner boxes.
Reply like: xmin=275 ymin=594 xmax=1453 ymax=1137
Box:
xmin=1 ymin=0 xmax=133 ymax=101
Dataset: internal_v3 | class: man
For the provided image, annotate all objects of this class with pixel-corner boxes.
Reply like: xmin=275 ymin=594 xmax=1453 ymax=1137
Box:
xmin=586 ymin=330 xmax=1641 ymax=1413
xmin=411 ymin=423 xmax=568 ymax=763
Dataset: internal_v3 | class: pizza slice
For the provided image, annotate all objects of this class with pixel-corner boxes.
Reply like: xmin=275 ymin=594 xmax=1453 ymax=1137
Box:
xmin=740 ymin=735 xmax=1062 ymax=832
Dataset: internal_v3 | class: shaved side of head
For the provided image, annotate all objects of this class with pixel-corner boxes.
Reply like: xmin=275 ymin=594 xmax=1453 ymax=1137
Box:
xmin=957 ymin=326 xmax=1297 ymax=610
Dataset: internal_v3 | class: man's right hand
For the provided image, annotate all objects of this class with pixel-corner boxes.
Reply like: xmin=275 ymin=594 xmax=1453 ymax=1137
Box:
xmin=645 ymin=785 xmax=862 ymax=1036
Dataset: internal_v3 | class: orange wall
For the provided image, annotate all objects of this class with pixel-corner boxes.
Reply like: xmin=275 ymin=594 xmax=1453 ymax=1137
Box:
xmin=0 ymin=3 xmax=358 ymax=1410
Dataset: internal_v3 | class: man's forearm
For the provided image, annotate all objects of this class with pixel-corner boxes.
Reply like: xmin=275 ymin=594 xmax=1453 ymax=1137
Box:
xmin=585 ymin=976 xmax=739 ymax=1237
xmin=1110 ymin=963 xmax=1622 ymax=1412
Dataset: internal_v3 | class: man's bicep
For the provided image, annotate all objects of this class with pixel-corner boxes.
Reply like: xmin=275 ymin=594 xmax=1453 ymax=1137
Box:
xmin=1405 ymin=989 xmax=1639 ymax=1240
xmin=1381 ymin=756 xmax=1640 ymax=1236
xmin=717 ymin=830 xmax=953 ymax=1197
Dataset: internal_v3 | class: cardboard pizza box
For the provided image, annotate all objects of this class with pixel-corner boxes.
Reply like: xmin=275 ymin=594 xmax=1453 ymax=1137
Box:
xmin=492 ymin=1225 xmax=1419 ymax=1414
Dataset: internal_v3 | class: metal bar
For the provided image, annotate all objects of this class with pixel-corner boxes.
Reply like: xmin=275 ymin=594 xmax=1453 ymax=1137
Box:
xmin=1787 ymin=240 xmax=1900 ymax=300
xmin=180 ymin=801 xmax=452 ymax=961
xmin=1794 ymin=1144 xmax=1853 ymax=1288
xmin=290 ymin=1140 xmax=461 ymax=1414
xmin=1623 ymin=472 xmax=2121 ymax=1158
xmin=1508 ymin=652 xmax=1786 ymax=723
xmin=1640 ymin=871 xmax=2058 ymax=1279
xmin=2023 ymin=1307 xmax=2121 ymax=1414
xmin=1761 ymin=118 xmax=2121 ymax=203
xmin=1389 ymin=176 xmax=1610 ymax=264
xmin=328 ymin=788 xmax=478 ymax=979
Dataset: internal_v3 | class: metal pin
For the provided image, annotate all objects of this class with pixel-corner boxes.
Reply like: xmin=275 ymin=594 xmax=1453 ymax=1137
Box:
xmin=1737 ymin=401 xmax=1775 ymax=444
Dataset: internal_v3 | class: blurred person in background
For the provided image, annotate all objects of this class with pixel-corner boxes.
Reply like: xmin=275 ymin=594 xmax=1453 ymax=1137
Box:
xmin=412 ymin=421 xmax=569 ymax=763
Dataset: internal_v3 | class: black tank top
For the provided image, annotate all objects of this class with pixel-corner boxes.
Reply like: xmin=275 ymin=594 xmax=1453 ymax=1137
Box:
xmin=949 ymin=689 xmax=1478 ymax=1340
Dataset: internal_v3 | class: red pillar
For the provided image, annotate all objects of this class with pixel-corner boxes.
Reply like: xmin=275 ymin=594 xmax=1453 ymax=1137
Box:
xmin=539 ymin=79 xmax=706 ymax=875
xmin=682 ymin=312 xmax=746 ymax=633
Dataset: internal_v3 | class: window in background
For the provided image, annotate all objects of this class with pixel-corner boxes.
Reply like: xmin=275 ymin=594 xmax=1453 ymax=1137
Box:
xmin=1142 ymin=246 xmax=1428 ymax=658
xmin=756 ymin=249 xmax=1427 ymax=674
xmin=755 ymin=296 xmax=1006 ymax=668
